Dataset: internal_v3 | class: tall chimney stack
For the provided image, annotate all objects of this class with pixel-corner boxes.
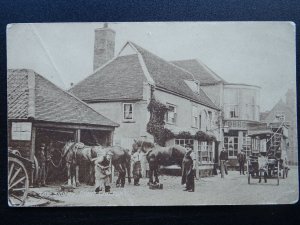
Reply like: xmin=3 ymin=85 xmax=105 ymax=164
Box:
xmin=93 ymin=23 xmax=115 ymax=71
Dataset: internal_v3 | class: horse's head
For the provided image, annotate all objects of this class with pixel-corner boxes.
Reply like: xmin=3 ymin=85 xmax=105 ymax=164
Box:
xmin=62 ymin=141 xmax=75 ymax=158
xmin=132 ymin=139 xmax=154 ymax=154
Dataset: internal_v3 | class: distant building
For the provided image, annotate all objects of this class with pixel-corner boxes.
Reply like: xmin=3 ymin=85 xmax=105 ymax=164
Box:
xmin=173 ymin=59 xmax=262 ymax=167
xmin=70 ymin=25 xmax=221 ymax=176
xmin=260 ymin=89 xmax=298 ymax=165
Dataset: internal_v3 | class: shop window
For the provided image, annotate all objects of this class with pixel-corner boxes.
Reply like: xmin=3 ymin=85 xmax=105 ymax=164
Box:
xmin=11 ymin=122 xmax=32 ymax=141
xmin=224 ymin=136 xmax=238 ymax=158
xmin=242 ymin=132 xmax=251 ymax=157
xmin=166 ymin=104 xmax=177 ymax=124
xmin=123 ymin=103 xmax=133 ymax=120
xmin=175 ymin=139 xmax=194 ymax=149
xmin=198 ymin=141 xmax=213 ymax=163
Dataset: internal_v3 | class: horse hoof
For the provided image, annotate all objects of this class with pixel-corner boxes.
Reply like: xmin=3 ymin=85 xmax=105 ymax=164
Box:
xmin=76 ymin=182 xmax=80 ymax=187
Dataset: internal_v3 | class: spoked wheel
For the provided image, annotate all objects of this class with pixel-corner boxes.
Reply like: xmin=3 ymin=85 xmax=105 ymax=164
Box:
xmin=8 ymin=157 xmax=29 ymax=206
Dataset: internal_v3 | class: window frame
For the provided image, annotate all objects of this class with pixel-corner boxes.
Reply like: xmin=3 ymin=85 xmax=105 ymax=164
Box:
xmin=11 ymin=122 xmax=32 ymax=141
xmin=123 ymin=103 xmax=134 ymax=121
xmin=165 ymin=103 xmax=177 ymax=125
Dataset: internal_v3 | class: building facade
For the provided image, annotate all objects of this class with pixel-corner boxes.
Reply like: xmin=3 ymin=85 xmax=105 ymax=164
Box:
xmin=70 ymin=26 xmax=221 ymax=176
xmin=173 ymin=59 xmax=262 ymax=168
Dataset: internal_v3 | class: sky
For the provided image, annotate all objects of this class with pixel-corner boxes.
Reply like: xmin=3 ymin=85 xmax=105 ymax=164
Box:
xmin=7 ymin=22 xmax=296 ymax=111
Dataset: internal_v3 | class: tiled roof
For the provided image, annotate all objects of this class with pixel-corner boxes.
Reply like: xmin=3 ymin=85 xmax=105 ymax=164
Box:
xmin=70 ymin=54 xmax=146 ymax=101
xmin=130 ymin=42 xmax=219 ymax=110
xmin=8 ymin=69 xmax=118 ymax=127
xmin=8 ymin=69 xmax=31 ymax=119
xmin=171 ymin=59 xmax=227 ymax=85
xmin=71 ymin=42 xmax=219 ymax=110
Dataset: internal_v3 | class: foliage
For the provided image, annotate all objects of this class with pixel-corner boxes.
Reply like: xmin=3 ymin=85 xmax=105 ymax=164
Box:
xmin=146 ymin=97 xmax=217 ymax=146
xmin=146 ymin=98 xmax=173 ymax=146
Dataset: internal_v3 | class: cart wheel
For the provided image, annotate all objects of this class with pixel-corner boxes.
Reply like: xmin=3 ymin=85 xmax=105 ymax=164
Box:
xmin=8 ymin=157 xmax=29 ymax=206
xmin=277 ymin=161 xmax=280 ymax=186
xmin=247 ymin=161 xmax=250 ymax=184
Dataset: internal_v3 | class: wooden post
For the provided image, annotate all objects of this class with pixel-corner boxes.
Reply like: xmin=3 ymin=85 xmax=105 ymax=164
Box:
xmin=30 ymin=126 xmax=36 ymax=187
xmin=75 ymin=129 xmax=81 ymax=142
xmin=194 ymin=140 xmax=200 ymax=180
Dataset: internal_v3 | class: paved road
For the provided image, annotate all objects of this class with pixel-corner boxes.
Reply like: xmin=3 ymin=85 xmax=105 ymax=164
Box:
xmin=34 ymin=167 xmax=298 ymax=206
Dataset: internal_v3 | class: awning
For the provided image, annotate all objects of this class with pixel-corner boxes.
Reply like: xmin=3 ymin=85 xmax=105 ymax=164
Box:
xmin=248 ymin=129 xmax=273 ymax=137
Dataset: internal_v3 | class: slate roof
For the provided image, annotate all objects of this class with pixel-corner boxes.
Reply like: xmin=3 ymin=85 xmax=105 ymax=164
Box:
xmin=70 ymin=42 xmax=219 ymax=110
xmin=171 ymin=59 xmax=227 ymax=85
xmin=70 ymin=54 xmax=146 ymax=101
xmin=8 ymin=69 xmax=118 ymax=127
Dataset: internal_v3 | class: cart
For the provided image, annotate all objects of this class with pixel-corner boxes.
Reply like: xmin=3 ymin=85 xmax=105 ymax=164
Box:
xmin=247 ymin=122 xmax=289 ymax=186
xmin=8 ymin=149 xmax=35 ymax=206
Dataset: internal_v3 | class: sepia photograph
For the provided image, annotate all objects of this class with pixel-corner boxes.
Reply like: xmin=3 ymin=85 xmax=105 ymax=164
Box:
xmin=7 ymin=22 xmax=298 ymax=206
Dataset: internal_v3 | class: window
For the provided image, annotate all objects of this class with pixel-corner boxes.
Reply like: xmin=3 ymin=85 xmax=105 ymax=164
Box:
xmin=166 ymin=104 xmax=177 ymax=124
xmin=175 ymin=139 xmax=194 ymax=149
xmin=224 ymin=136 xmax=238 ymax=158
xmin=123 ymin=103 xmax=133 ymax=120
xmin=199 ymin=115 xmax=202 ymax=131
xmin=208 ymin=111 xmax=212 ymax=129
xmin=242 ymin=132 xmax=251 ymax=157
xmin=192 ymin=105 xmax=198 ymax=128
xmin=11 ymin=122 xmax=32 ymax=140
xmin=229 ymin=105 xmax=239 ymax=118
xmin=198 ymin=141 xmax=213 ymax=163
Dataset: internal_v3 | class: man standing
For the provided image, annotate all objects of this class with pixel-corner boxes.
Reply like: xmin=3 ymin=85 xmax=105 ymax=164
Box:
xmin=181 ymin=144 xmax=196 ymax=192
xmin=36 ymin=143 xmax=47 ymax=187
xmin=258 ymin=153 xmax=268 ymax=183
xmin=219 ymin=147 xmax=228 ymax=176
xmin=132 ymin=149 xmax=143 ymax=186
xmin=237 ymin=150 xmax=246 ymax=175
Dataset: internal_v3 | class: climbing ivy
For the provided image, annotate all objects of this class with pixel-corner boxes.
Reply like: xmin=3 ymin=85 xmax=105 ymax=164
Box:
xmin=146 ymin=97 xmax=216 ymax=146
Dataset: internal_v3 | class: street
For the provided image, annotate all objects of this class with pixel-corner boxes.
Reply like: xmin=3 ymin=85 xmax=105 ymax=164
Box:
xmin=30 ymin=167 xmax=298 ymax=206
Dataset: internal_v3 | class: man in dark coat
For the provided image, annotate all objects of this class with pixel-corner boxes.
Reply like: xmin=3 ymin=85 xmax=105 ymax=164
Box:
xmin=219 ymin=147 xmax=228 ymax=175
xmin=237 ymin=150 xmax=246 ymax=175
xmin=36 ymin=143 xmax=47 ymax=187
xmin=181 ymin=144 xmax=196 ymax=192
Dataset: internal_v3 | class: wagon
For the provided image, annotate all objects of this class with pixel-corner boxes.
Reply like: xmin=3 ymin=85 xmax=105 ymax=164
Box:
xmin=247 ymin=122 xmax=289 ymax=185
xmin=8 ymin=149 xmax=35 ymax=206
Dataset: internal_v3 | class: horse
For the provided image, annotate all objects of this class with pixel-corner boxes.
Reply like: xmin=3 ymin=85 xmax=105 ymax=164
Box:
xmin=132 ymin=140 xmax=187 ymax=185
xmin=61 ymin=141 xmax=131 ymax=187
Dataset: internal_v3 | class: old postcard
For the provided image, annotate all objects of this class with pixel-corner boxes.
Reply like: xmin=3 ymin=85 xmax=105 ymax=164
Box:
xmin=7 ymin=22 xmax=298 ymax=206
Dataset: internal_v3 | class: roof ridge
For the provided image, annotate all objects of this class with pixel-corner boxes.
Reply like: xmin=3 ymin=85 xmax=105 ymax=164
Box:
xmin=126 ymin=42 xmax=155 ymax=85
xmin=129 ymin=41 xmax=196 ymax=81
xmin=34 ymin=71 xmax=119 ymax=127
xmin=194 ymin=59 xmax=226 ymax=83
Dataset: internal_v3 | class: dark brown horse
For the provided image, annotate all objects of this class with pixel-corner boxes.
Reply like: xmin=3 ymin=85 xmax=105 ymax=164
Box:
xmin=132 ymin=140 xmax=186 ymax=184
xmin=62 ymin=141 xmax=131 ymax=187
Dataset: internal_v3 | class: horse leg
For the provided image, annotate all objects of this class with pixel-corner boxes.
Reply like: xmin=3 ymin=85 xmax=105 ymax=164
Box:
xmin=75 ymin=165 xmax=80 ymax=187
xmin=115 ymin=164 xmax=121 ymax=187
xmin=148 ymin=169 xmax=153 ymax=185
xmin=120 ymin=164 xmax=126 ymax=188
xmin=154 ymin=168 xmax=159 ymax=184
xmin=67 ymin=163 xmax=72 ymax=185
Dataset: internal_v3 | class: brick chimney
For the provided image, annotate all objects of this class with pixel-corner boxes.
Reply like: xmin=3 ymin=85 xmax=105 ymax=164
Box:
xmin=93 ymin=23 xmax=115 ymax=71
